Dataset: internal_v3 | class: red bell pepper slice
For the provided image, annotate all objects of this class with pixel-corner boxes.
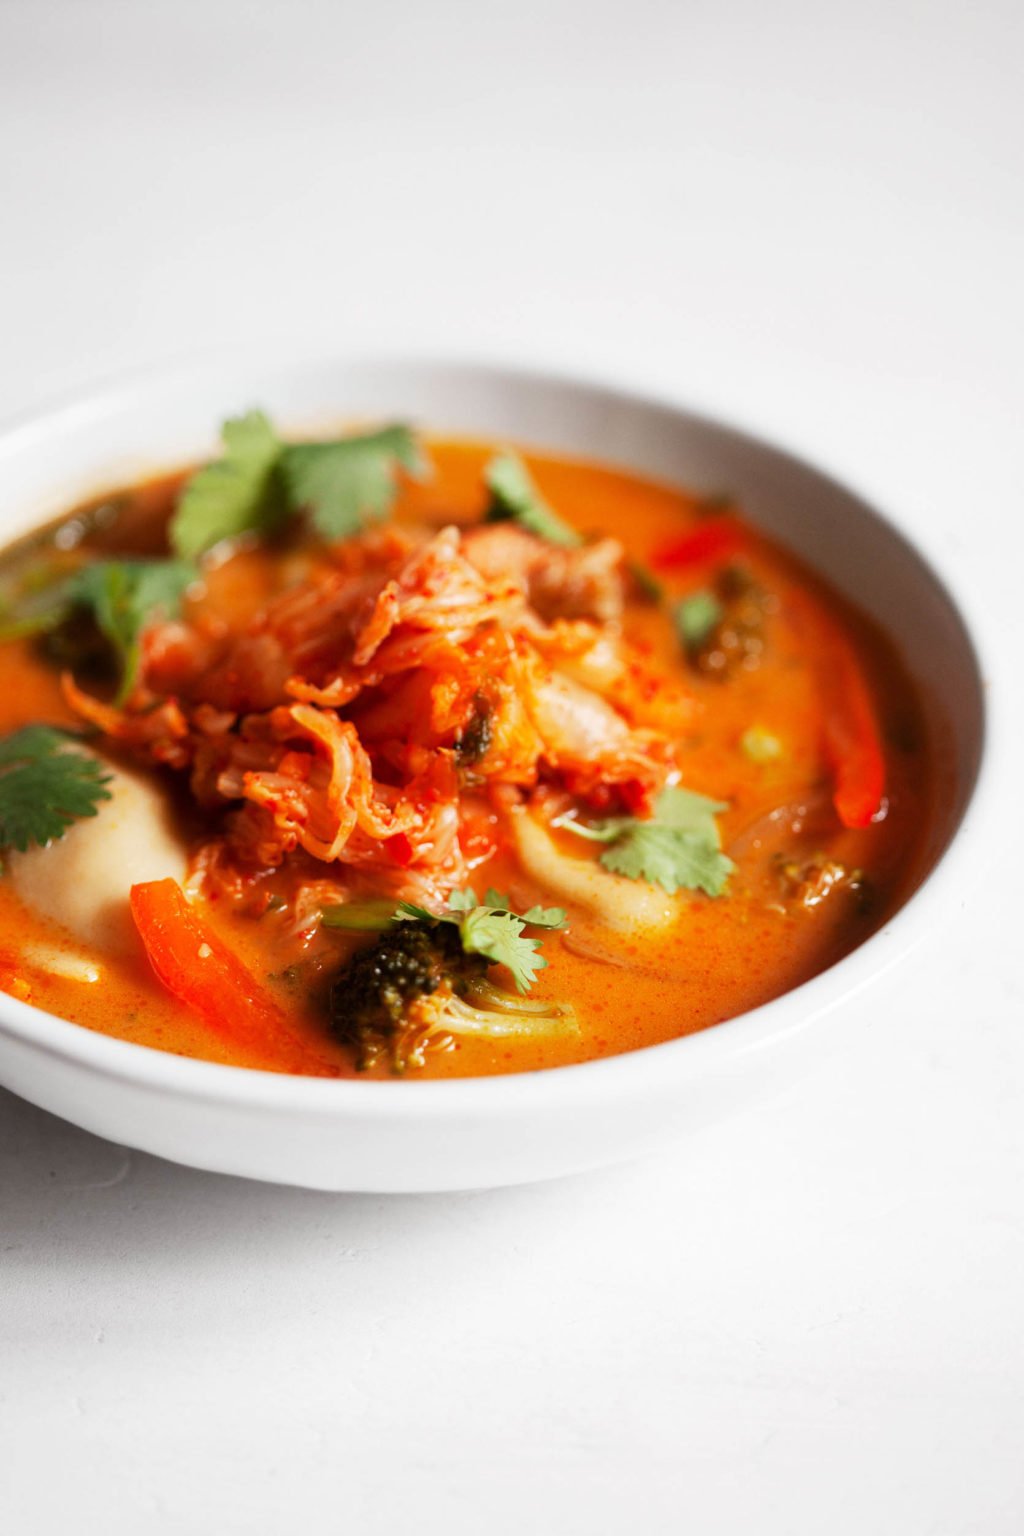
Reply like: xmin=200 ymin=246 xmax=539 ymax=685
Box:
xmin=784 ymin=589 xmax=886 ymax=830
xmin=130 ymin=878 xmax=335 ymax=1075
xmin=652 ymin=517 xmax=749 ymax=571
xmin=822 ymin=646 xmax=887 ymax=829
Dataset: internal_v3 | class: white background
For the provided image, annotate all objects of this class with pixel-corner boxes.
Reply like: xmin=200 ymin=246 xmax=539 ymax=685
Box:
xmin=1 ymin=2 xmax=1022 ymax=1532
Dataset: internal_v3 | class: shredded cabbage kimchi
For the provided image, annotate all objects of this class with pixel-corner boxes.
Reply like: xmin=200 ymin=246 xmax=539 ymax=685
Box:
xmin=0 ymin=418 xmax=937 ymax=1076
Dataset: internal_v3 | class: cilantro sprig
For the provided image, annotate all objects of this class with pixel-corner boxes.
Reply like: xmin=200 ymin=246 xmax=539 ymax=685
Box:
xmin=554 ymin=786 xmax=734 ymax=898
xmin=170 ymin=411 xmax=286 ymax=559
xmin=67 ymin=559 xmax=197 ymax=703
xmin=0 ymin=558 xmax=196 ymax=704
xmin=282 ymin=426 xmax=428 ymax=541
xmin=483 ymin=452 xmax=582 ymax=547
xmin=171 ymin=412 xmax=429 ymax=558
xmin=0 ymin=726 xmax=112 ymax=855
xmin=398 ymin=887 xmax=567 ymax=993
xmin=322 ymin=886 xmax=568 ymax=995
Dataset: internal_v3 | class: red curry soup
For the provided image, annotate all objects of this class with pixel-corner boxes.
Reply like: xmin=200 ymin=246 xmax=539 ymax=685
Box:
xmin=0 ymin=415 xmax=937 ymax=1078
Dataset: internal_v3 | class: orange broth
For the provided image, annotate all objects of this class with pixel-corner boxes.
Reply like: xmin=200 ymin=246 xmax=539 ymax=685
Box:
xmin=0 ymin=440 xmax=937 ymax=1077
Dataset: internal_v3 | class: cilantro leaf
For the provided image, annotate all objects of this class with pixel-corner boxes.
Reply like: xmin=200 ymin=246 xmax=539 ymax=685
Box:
xmin=447 ymin=889 xmax=563 ymax=990
xmin=0 ymin=726 xmax=112 ymax=854
xmin=66 ymin=559 xmax=196 ymax=703
xmin=282 ymin=425 xmax=427 ymax=540
xmin=343 ymin=887 xmax=562 ymax=992
xmin=450 ymin=885 xmax=567 ymax=929
xmin=600 ymin=824 xmax=733 ymax=897
xmin=458 ymin=907 xmax=546 ymax=993
xmin=171 ymin=410 xmax=287 ymax=559
xmin=171 ymin=413 xmax=427 ymax=556
xmin=674 ymin=590 xmax=722 ymax=655
xmin=655 ymin=785 xmax=731 ymax=832
xmin=517 ymin=903 xmax=568 ymax=929
xmin=479 ymin=888 xmax=567 ymax=929
xmin=484 ymin=452 xmax=582 ymax=547
xmin=556 ymin=785 xmax=734 ymax=898
xmin=0 ymin=556 xmax=195 ymax=700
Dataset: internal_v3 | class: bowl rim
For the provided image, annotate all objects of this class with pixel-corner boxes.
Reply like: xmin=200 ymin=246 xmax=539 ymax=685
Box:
xmin=0 ymin=349 xmax=1004 ymax=1115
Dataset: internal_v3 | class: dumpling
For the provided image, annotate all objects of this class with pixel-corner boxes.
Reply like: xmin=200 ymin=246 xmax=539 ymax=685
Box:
xmin=8 ymin=757 xmax=187 ymax=956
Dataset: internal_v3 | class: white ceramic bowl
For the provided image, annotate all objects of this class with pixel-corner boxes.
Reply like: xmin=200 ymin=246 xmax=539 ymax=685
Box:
xmin=0 ymin=357 xmax=992 ymax=1191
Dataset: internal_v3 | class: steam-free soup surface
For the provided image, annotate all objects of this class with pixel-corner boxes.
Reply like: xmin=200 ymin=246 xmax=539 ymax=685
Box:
xmin=0 ymin=436 xmax=937 ymax=1077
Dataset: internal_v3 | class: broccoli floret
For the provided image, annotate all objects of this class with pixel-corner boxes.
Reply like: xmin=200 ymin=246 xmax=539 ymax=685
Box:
xmin=329 ymin=919 xmax=577 ymax=1073
xmin=329 ymin=922 xmax=486 ymax=1072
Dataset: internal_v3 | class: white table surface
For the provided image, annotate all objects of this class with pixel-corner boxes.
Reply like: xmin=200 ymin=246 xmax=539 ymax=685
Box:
xmin=1 ymin=2 xmax=1021 ymax=1532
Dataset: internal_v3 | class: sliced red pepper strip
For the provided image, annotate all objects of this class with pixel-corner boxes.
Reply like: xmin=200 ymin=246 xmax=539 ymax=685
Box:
xmin=822 ymin=646 xmax=887 ymax=829
xmin=785 ymin=589 xmax=886 ymax=830
xmin=129 ymin=878 xmax=335 ymax=1075
xmin=652 ymin=517 xmax=749 ymax=571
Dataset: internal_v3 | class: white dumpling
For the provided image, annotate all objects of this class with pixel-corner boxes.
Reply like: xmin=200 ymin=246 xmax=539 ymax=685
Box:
xmin=8 ymin=758 xmax=188 ymax=956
